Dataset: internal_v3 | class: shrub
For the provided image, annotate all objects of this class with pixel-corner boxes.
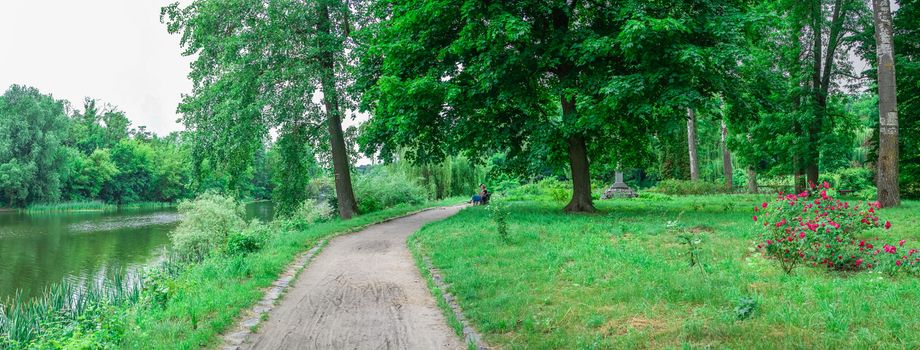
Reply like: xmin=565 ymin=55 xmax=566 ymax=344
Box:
xmin=170 ymin=193 xmax=246 ymax=261
xmin=833 ymin=167 xmax=875 ymax=192
xmin=284 ymin=199 xmax=335 ymax=229
xmin=225 ymin=224 xmax=270 ymax=255
xmin=354 ymin=168 xmax=427 ymax=213
xmin=653 ymin=179 xmax=727 ymax=195
xmin=752 ymin=182 xmax=905 ymax=274
xmin=489 ymin=203 xmax=510 ymax=242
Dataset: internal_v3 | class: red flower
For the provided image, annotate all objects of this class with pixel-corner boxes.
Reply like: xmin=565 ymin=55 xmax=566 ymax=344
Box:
xmin=855 ymin=259 xmax=863 ymax=267
xmin=885 ymin=221 xmax=892 ymax=229
xmin=899 ymin=239 xmax=906 ymax=247
xmin=822 ymin=181 xmax=830 ymax=189
xmin=799 ymin=232 xmax=806 ymax=239
xmin=762 ymin=202 xmax=768 ymax=209
xmin=896 ymin=260 xmax=903 ymax=267
xmin=753 ymin=215 xmax=758 ymax=222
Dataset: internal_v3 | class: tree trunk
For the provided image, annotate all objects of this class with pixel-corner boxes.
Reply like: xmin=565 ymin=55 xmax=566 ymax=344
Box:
xmin=318 ymin=1 xmax=359 ymax=219
xmin=687 ymin=109 xmax=699 ymax=181
xmin=561 ymin=94 xmax=595 ymax=213
xmin=873 ymin=0 xmax=900 ymax=207
xmin=747 ymin=167 xmax=758 ymax=193
xmin=721 ymin=118 xmax=733 ymax=190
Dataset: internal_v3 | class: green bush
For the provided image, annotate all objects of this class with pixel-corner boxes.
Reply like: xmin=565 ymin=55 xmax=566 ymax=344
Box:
xmin=833 ymin=167 xmax=875 ymax=192
xmin=225 ymin=224 xmax=270 ymax=256
xmin=652 ymin=179 xmax=726 ymax=195
xmin=170 ymin=193 xmax=247 ymax=261
xmin=354 ymin=168 xmax=427 ymax=213
xmin=283 ymin=199 xmax=335 ymax=230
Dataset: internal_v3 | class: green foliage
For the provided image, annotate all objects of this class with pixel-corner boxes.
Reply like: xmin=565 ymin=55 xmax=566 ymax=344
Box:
xmin=353 ymin=167 xmax=427 ymax=214
xmin=269 ymin=128 xmax=322 ymax=216
xmin=734 ymin=296 xmax=758 ymax=321
xmin=390 ymin=154 xmax=488 ymax=200
xmin=0 ymin=274 xmax=139 ymax=347
xmin=284 ymin=199 xmax=334 ymax=230
xmin=894 ymin=0 xmax=920 ymax=199
xmin=170 ymin=193 xmax=247 ymax=261
xmin=225 ymin=224 xmax=270 ymax=256
xmin=489 ymin=203 xmax=511 ymax=242
xmin=0 ymin=85 xmax=69 ymax=206
xmin=653 ymin=179 xmax=728 ymax=195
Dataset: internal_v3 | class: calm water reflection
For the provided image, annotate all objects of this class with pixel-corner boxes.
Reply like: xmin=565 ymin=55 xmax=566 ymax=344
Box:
xmin=0 ymin=201 xmax=273 ymax=300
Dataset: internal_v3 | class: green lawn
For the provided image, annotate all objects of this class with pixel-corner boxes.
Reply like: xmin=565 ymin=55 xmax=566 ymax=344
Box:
xmin=411 ymin=195 xmax=920 ymax=349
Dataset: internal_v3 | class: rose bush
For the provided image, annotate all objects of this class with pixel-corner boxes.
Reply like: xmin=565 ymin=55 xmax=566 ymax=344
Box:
xmin=754 ymin=182 xmax=917 ymax=275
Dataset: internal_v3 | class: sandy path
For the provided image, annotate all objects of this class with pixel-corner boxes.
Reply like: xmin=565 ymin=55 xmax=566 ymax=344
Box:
xmin=241 ymin=206 xmax=465 ymax=350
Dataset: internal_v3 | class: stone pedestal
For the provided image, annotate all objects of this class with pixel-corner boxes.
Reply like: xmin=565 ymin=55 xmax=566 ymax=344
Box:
xmin=602 ymin=171 xmax=637 ymax=199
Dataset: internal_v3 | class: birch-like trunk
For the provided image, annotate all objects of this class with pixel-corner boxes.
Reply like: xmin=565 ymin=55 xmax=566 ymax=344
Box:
xmin=687 ymin=109 xmax=699 ymax=181
xmin=721 ymin=118 xmax=733 ymax=189
xmin=873 ymin=0 xmax=900 ymax=207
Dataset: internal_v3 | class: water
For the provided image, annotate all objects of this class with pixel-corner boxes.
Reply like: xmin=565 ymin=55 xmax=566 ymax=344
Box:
xmin=0 ymin=201 xmax=274 ymax=301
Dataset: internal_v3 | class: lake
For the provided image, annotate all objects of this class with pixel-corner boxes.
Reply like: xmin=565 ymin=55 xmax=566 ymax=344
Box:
xmin=0 ymin=201 xmax=274 ymax=301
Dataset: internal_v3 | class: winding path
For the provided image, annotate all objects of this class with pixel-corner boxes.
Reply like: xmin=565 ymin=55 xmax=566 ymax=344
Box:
xmin=240 ymin=206 xmax=465 ymax=350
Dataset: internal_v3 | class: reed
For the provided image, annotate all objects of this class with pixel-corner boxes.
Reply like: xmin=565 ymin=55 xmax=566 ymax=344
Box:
xmin=0 ymin=272 xmax=141 ymax=346
xmin=23 ymin=201 xmax=176 ymax=213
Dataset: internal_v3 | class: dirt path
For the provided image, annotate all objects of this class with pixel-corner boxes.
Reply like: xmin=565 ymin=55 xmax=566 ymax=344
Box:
xmin=241 ymin=206 xmax=465 ymax=350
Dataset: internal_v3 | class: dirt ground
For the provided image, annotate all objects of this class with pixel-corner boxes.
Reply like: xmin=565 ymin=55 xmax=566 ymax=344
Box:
xmin=241 ymin=206 xmax=465 ymax=350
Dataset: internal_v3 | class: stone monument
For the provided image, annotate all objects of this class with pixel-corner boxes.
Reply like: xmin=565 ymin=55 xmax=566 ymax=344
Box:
xmin=602 ymin=170 xmax=637 ymax=199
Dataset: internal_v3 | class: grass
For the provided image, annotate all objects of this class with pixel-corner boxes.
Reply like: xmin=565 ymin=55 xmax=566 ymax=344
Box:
xmin=117 ymin=197 xmax=465 ymax=349
xmin=24 ymin=201 xmax=175 ymax=213
xmin=411 ymin=194 xmax=920 ymax=349
xmin=0 ymin=273 xmax=140 ymax=348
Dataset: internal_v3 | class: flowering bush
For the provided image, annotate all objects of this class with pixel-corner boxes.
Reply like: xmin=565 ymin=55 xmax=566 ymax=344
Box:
xmin=753 ymin=182 xmax=917 ymax=275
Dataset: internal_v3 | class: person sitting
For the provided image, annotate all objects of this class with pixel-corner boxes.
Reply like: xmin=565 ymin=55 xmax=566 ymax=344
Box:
xmin=469 ymin=183 xmax=488 ymax=205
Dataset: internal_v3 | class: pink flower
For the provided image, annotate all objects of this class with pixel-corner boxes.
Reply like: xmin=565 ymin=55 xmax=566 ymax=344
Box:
xmin=766 ymin=239 xmax=773 ymax=245
xmin=753 ymin=215 xmax=758 ymax=222
xmin=896 ymin=260 xmax=902 ymax=267
xmin=799 ymin=232 xmax=806 ymax=239
xmin=899 ymin=239 xmax=906 ymax=247
xmin=885 ymin=221 xmax=892 ymax=229
xmin=762 ymin=202 xmax=768 ymax=209
xmin=822 ymin=181 xmax=830 ymax=189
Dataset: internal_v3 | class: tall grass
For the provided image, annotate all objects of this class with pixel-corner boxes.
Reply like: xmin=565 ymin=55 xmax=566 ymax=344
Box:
xmin=24 ymin=201 xmax=175 ymax=213
xmin=0 ymin=272 xmax=141 ymax=347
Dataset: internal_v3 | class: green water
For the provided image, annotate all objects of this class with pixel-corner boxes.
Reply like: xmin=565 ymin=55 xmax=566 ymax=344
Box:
xmin=0 ymin=201 xmax=273 ymax=300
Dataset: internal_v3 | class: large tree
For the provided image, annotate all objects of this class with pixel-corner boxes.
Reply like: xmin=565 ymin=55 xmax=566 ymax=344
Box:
xmin=163 ymin=0 xmax=360 ymax=218
xmin=358 ymin=0 xmax=747 ymax=212
xmin=0 ymin=85 xmax=69 ymax=206
xmin=872 ymin=0 xmax=899 ymax=207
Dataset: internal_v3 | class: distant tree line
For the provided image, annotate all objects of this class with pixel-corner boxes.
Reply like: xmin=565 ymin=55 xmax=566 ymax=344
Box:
xmin=0 ymin=85 xmax=276 ymax=208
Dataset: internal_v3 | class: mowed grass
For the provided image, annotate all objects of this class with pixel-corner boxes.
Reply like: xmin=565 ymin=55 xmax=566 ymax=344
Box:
xmin=119 ymin=198 xmax=463 ymax=349
xmin=411 ymin=195 xmax=920 ymax=349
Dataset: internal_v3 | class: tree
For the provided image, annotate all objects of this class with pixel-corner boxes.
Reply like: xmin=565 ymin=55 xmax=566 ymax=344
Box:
xmin=893 ymin=0 xmax=920 ymax=199
xmin=0 ymin=160 xmax=31 ymax=207
xmin=687 ymin=109 xmax=700 ymax=181
xmin=0 ymin=85 xmax=69 ymax=205
xmin=163 ymin=0 xmax=360 ymax=218
xmin=721 ymin=118 xmax=734 ymax=189
xmin=358 ymin=0 xmax=748 ymax=212
xmin=872 ymin=0 xmax=899 ymax=207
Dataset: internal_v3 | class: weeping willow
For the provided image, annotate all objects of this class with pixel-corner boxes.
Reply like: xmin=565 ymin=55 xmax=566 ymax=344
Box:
xmin=390 ymin=152 xmax=489 ymax=200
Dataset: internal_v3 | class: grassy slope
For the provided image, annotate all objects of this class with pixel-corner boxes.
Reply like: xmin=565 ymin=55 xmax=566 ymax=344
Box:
xmin=412 ymin=195 xmax=920 ymax=349
xmin=120 ymin=198 xmax=464 ymax=349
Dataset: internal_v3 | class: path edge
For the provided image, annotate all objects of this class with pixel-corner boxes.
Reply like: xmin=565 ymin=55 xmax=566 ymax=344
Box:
xmin=409 ymin=216 xmax=490 ymax=350
xmin=219 ymin=204 xmax=461 ymax=350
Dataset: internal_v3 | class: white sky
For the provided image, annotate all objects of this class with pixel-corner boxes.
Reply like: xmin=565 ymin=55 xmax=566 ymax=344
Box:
xmin=0 ymin=0 xmax=192 ymax=135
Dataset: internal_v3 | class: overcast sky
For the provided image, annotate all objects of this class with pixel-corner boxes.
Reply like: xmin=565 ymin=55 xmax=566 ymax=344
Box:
xmin=0 ymin=0 xmax=191 ymax=135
